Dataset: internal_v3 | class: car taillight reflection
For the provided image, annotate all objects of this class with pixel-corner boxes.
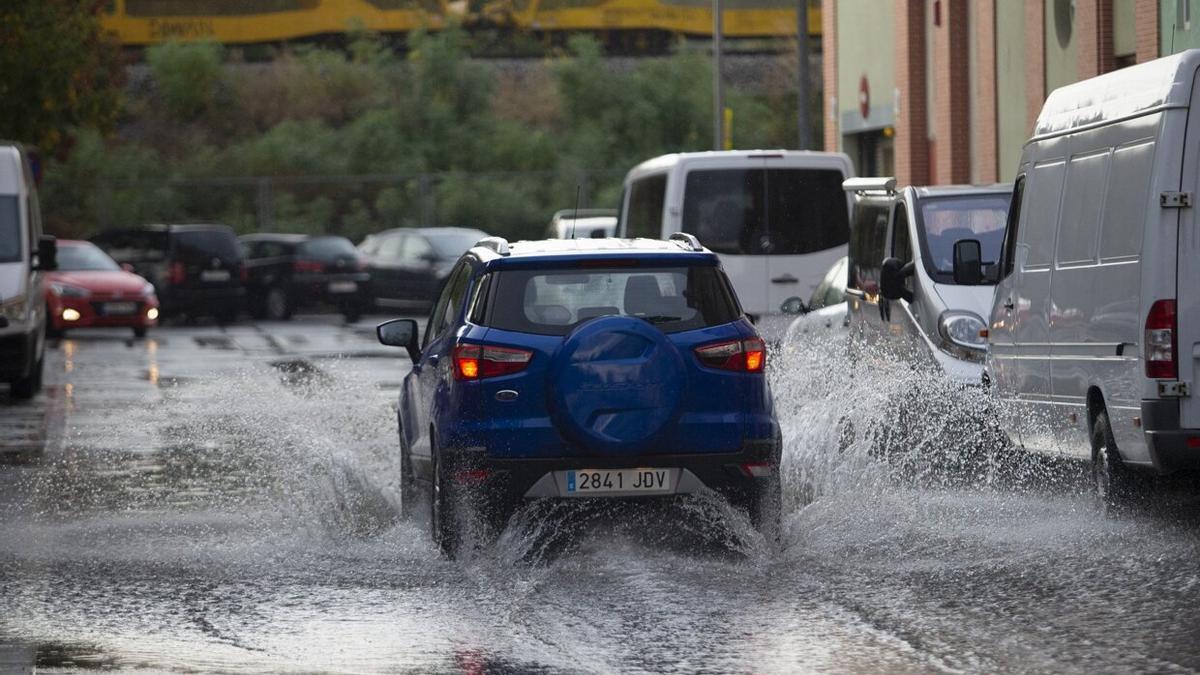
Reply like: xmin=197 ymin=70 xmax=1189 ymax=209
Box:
xmin=293 ymin=260 xmax=324 ymax=273
xmin=168 ymin=262 xmax=186 ymax=285
xmin=453 ymin=343 xmax=534 ymax=380
xmin=694 ymin=337 xmax=766 ymax=373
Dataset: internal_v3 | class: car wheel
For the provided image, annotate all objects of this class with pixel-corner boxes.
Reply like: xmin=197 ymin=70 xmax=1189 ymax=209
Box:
xmin=747 ymin=476 xmax=783 ymax=546
xmin=265 ymin=287 xmax=292 ymax=321
xmin=133 ymin=326 xmax=147 ymax=339
xmin=1092 ymin=411 xmax=1140 ymax=515
xmin=10 ymin=355 xmax=43 ymax=400
xmin=430 ymin=448 xmax=462 ymax=560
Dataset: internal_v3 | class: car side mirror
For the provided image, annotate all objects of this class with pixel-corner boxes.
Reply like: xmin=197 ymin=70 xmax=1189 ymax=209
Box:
xmin=377 ymin=318 xmax=420 ymax=363
xmin=34 ymin=235 xmax=57 ymax=271
xmin=880 ymin=257 xmax=914 ymax=302
xmin=780 ymin=296 xmax=808 ymax=315
xmin=953 ymin=239 xmax=984 ymax=285
xmin=120 ymin=262 xmax=135 ymax=273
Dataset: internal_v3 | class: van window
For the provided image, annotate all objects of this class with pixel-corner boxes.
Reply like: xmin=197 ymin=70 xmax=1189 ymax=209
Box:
xmin=1056 ymin=151 xmax=1110 ymax=265
xmin=1100 ymin=140 xmax=1154 ymax=260
xmin=1021 ymin=160 xmax=1067 ymax=268
xmin=0 ymin=196 xmax=19 ymax=263
xmin=848 ymin=200 xmax=890 ymax=293
xmin=681 ymin=168 xmax=849 ymax=256
xmin=625 ymin=174 xmax=667 ymax=240
xmin=1001 ymin=175 xmax=1026 ymax=278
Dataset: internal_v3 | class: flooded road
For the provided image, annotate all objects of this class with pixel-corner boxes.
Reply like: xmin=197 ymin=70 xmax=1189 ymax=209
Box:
xmin=2 ymin=318 xmax=1199 ymax=673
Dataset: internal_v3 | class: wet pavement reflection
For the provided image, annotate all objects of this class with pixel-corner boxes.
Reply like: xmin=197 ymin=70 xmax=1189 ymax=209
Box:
xmin=1 ymin=316 xmax=1199 ymax=673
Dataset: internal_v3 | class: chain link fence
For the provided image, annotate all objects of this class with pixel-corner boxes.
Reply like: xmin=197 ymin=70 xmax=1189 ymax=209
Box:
xmin=86 ymin=169 xmax=627 ymax=243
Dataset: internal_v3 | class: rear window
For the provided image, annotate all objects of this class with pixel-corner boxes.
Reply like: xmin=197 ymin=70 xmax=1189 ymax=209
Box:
xmin=298 ymin=236 xmax=357 ymax=260
xmin=91 ymin=229 xmax=169 ymax=263
xmin=484 ymin=265 xmax=741 ymax=336
xmin=681 ymin=168 xmax=849 ymax=255
xmin=624 ymin=174 xmax=667 ymax=240
xmin=0 ymin=196 xmax=19 ymax=263
xmin=172 ymin=228 xmax=241 ymax=263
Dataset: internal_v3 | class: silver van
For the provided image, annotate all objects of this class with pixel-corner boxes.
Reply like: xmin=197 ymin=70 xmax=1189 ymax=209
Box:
xmin=844 ymin=178 xmax=1011 ymax=385
xmin=985 ymin=50 xmax=1200 ymax=507
xmin=0 ymin=142 xmax=56 ymax=399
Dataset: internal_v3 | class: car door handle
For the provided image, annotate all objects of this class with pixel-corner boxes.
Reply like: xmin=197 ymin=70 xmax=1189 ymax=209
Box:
xmin=771 ymin=275 xmax=799 ymax=284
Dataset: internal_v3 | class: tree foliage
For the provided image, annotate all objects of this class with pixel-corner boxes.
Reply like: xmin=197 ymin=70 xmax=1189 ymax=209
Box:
xmin=0 ymin=0 xmax=123 ymax=155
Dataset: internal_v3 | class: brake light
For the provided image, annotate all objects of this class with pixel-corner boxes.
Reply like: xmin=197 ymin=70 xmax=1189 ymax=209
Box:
xmin=168 ymin=262 xmax=186 ymax=285
xmin=1145 ymin=299 xmax=1177 ymax=379
xmin=694 ymin=337 xmax=767 ymax=373
xmin=293 ymin=260 xmax=323 ymax=273
xmin=453 ymin=343 xmax=533 ymax=380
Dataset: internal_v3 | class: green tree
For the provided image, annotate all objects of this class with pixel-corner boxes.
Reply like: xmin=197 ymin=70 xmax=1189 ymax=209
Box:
xmin=0 ymin=0 xmax=122 ymax=155
xmin=146 ymin=40 xmax=226 ymax=120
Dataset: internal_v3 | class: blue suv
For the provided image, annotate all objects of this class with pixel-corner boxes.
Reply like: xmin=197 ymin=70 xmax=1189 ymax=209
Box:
xmin=377 ymin=234 xmax=782 ymax=558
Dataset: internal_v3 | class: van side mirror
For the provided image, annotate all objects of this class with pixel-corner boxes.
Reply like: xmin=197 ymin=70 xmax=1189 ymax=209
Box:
xmin=880 ymin=257 xmax=914 ymax=302
xmin=377 ymin=318 xmax=420 ymax=363
xmin=953 ymin=239 xmax=984 ymax=285
xmin=34 ymin=235 xmax=56 ymax=271
xmin=780 ymin=296 xmax=808 ymax=315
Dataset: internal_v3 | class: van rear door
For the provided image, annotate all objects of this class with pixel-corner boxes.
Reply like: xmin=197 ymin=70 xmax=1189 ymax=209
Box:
xmin=763 ymin=165 xmax=852 ymax=313
xmin=1176 ymin=75 xmax=1200 ymax=429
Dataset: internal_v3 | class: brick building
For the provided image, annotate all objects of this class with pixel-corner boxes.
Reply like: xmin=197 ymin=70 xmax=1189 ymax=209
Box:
xmin=821 ymin=0 xmax=1193 ymax=186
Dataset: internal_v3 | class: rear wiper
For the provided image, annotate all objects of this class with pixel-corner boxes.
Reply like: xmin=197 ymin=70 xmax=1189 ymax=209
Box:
xmin=636 ymin=315 xmax=681 ymax=324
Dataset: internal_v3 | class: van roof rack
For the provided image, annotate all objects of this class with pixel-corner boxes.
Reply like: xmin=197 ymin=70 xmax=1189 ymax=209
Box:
xmin=475 ymin=236 xmax=510 ymax=256
xmin=843 ymin=177 xmax=897 ymax=194
xmin=669 ymin=232 xmax=703 ymax=251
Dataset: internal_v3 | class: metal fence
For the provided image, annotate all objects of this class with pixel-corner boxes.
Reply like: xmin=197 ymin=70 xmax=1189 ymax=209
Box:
xmin=86 ymin=169 xmax=628 ymax=242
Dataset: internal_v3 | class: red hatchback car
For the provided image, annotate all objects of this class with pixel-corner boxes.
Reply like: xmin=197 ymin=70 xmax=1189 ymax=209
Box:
xmin=45 ymin=240 xmax=160 ymax=338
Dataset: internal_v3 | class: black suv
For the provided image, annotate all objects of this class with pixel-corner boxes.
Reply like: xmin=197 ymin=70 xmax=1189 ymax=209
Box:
xmin=91 ymin=224 xmax=245 ymax=321
xmin=240 ymin=233 xmax=369 ymax=322
xmin=359 ymin=227 xmax=487 ymax=311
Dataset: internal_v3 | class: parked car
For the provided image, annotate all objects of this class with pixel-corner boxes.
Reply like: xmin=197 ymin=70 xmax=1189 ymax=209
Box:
xmin=544 ymin=208 xmax=617 ymax=239
xmin=45 ymin=240 xmax=159 ymax=338
xmin=0 ymin=143 xmax=56 ymax=399
xmin=359 ymin=227 xmax=486 ymax=311
xmin=843 ymin=179 xmax=1011 ymax=386
xmin=782 ymin=256 xmax=849 ymax=339
xmin=376 ymin=233 xmax=781 ymax=558
xmin=618 ymin=150 xmax=854 ymax=337
xmin=986 ymin=50 xmax=1200 ymax=510
xmin=90 ymin=224 xmax=244 ymax=322
xmin=240 ymin=233 xmax=369 ymax=322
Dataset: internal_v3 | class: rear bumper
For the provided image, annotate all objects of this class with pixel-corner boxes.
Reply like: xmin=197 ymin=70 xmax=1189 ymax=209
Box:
xmin=161 ymin=286 xmax=244 ymax=313
xmin=439 ymin=439 xmax=781 ymax=506
xmin=287 ymin=274 xmax=369 ymax=307
xmin=1141 ymin=399 xmax=1200 ymax=473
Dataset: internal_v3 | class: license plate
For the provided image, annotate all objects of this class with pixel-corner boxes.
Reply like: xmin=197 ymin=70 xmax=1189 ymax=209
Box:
xmin=103 ymin=302 xmax=137 ymax=315
xmin=328 ymin=280 xmax=357 ymax=293
xmin=200 ymin=269 xmax=230 ymax=282
xmin=565 ymin=468 xmax=671 ymax=495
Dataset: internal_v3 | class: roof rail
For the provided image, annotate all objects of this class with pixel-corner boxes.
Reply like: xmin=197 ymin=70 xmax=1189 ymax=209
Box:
xmin=843 ymin=177 xmax=897 ymax=194
xmin=669 ymin=232 xmax=703 ymax=251
xmin=475 ymin=236 xmax=510 ymax=256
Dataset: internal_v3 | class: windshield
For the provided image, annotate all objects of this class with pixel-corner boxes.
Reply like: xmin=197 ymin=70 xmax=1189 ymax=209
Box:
xmin=172 ymin=228 xmax=241 ymax=263
xmin=918 ymin=194 xmax=1010 ymax=280
xmin=486 ymin=264 xmax=741 ymax=336
xmin=0 ymin=196 xmax=20 ymax=263
xmin=426 ymin=230 xmax=486 ymax=259
xmin=57 ymin=243 xmax=120 ymax=271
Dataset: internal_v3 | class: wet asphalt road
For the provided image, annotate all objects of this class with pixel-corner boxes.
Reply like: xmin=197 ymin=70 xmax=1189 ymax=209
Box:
xmin=1 ymin=316 xmax=1199 ymax=674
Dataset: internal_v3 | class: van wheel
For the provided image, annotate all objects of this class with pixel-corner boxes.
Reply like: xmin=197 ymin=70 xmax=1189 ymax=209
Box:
xmin=265 ymin=287 xmax=292 ymax=321
xmin=430 ymin=448 xmax=463 ymax=560
xmin=10 ymin=355 xmax=43 ymax=400
xmin=1092 ymin=411 xmax=1139 ymax=515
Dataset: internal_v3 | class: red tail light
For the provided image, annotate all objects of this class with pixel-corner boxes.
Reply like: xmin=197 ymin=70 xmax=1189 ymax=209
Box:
xmin=168 ymin=262 xmax=186 ymax=285
xmin=453 ymin=343 xmax=533 ymax=380
xmin=694 ymin=337 xmax=766 ymax=373
xmin=1145 ymin=299 xmax=1177 ymax=379
xmin=293 ymin=260 xmax=323 ymax=273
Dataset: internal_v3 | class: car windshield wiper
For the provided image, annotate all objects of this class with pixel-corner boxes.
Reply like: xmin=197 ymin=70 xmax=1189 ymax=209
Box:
xmin=636 ymin=315 xmax=681 ymax=324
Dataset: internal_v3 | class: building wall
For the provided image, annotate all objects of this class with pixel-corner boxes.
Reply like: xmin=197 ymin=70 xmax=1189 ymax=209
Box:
xmin=1162 ymin=0 xmax=1200 ymax=52
xmin=835 ymin=0 xmax=897 ymax=136
xmin=1045 ymin=0 xmax=1079 ymax=90
xmin=1114 ymin=0 xmax=1137 ymax=57
xmin=996 ymin=0 xmax=1027 ymax=180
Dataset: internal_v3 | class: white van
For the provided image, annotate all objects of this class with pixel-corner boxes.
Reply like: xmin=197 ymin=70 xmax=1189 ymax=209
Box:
xmin=0 ymin=143 xmax=55 ymax=399
xmin=618 ymin=151 xmax=854 ymax=335
xmin=985 ymin=50 xmax=1200 ymax=507
xmin=843 ymin=179 xmax=1011 ymax=385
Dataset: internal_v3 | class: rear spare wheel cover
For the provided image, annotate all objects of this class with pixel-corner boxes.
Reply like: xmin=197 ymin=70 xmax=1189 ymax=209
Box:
xmin=548 ymin=315 xmax=686 ymax=454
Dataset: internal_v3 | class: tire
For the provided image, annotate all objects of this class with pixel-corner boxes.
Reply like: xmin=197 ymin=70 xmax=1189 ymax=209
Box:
xmin=341 ymin=303 xmax=361 ymax=324
xmin=265 ymin=287 xmax=292 ymax=321
xmin=430 ymin=449 xmax=463 ymax=560
xmin=133 ymin=326 xmax=147 ymax=339
xmin=10 ymin=355 xmax=43 ymax=400
xmin=746 ymin=477 xmax=783 ymax=545
xmin=1092 ymin=411 xmax=1140 ymax=515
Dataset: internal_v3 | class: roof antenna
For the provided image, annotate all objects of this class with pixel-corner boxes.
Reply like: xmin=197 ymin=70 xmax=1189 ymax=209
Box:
xmin=570 ymin=183 xmax=581 ymax=240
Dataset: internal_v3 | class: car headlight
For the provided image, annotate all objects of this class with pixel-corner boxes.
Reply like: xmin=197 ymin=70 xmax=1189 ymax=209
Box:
xmin=938 ymin=310 xmax=987 ymax=353
xmin=49 ymin=282 xmax=91 ymax=298
xmin=1 ymin=297 xmax=27 ymax=321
